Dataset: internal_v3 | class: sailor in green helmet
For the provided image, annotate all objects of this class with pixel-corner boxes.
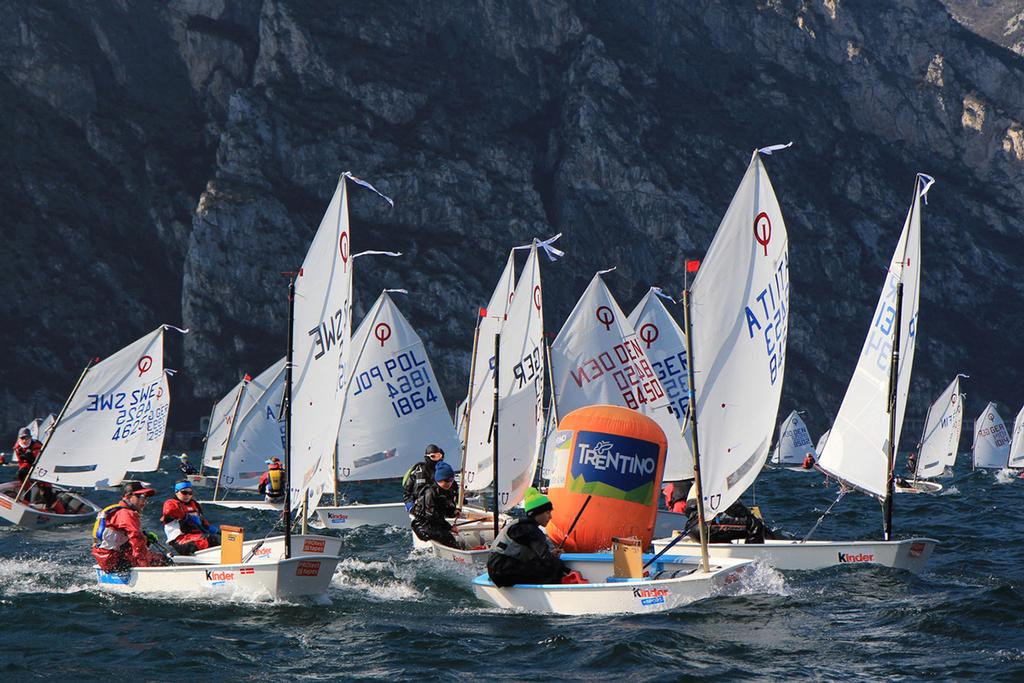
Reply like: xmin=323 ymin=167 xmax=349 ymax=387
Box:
xmin=486 ymin=487 xmax=571 ymax=587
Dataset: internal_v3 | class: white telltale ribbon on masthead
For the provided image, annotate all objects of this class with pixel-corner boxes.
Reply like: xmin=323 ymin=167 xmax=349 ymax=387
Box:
xmin=596 ymin=266 xmax=617 ymax=276
xmin=342 ymin=171 xmax=394 ymax=207
xmin=650 ymin=286 xmax=677 ymax=304
xmin=755 ymin=141 xmax=794 ymax=157
xmin=514 ymin=233 xmax=565 ymax=262
xmin=917 ymin=173 xmax=935 ymax=204
xmin=353 ymin=250 xmax=403 ymax=258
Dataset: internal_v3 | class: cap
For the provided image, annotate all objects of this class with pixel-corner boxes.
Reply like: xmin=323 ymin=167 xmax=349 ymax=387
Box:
xmin=179 ymin=453 xmax=189 ymax=460
xmin=523 ymin=487 xmax=552 ymax=517
xmin=18 ymin=427 xmax=31 ymax=438
xmin=434 ymin=461 xmax=455 ymax=482
xmin=174 ymin=481 xmax=194 ymax=492
xmin=425 ymin=444 xmax=444 ymax=456
xmin=122 ymin=481 xmax=156 ymax=497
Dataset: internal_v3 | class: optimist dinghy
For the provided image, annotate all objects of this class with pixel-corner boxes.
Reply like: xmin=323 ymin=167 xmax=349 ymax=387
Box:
xmin=96 ymin=552 xmax=341 ymax=600
xmin=472 ymin=552 xmax=750 ymax=616
xmin=0 ymin=481 xmax=99 ymax=529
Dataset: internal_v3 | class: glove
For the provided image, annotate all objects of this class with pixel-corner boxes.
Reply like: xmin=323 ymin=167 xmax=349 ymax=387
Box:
xmin=186 ymin=513 xmax=203 ymax=528
xmin=207 ymin=524 xmax=220 ymax=535
xmin=145 ymin=531 xmax=160 ymax=545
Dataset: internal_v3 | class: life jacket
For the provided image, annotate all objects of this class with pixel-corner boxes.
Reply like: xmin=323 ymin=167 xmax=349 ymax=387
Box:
xmin=265 ymin=467 xmax=285 ymax=497
xmin=161 ymin=498 xmax=206 ymax=542
xmin=92 ymin=503 xmax=132 ymax=550
xmin=491 ymin=519 xmax=551 ymax=563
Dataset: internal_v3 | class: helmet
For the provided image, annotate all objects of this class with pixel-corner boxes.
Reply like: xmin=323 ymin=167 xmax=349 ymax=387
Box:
xmin=179 ymin=453 xmax=189 ymax=461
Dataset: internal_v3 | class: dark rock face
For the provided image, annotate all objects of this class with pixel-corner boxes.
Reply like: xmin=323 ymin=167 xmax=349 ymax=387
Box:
xmin=3 ymin=0 xmax=1024 ymax=446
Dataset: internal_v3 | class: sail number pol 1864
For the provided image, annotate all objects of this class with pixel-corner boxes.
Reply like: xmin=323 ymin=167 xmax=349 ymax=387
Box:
xmin=350 ymin=349 xmax=439 ymax=418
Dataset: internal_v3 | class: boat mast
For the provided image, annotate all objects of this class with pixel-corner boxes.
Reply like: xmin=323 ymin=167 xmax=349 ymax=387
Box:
xmin=212 ymin=377 xmax=248 ymax=501
xmin=883 ymin=281 xmax=904 ymax=541
xmin=283 ymin=274 xmax=296 ymax=560
xmin=16 ymin=357 xmax=97 ymax=502
xmin=491 ymin=332 xmax=501 ymax=540
xmin=199 ymin=400 xmax=217 ymax=477
xmin=457 ymin=310 xmax=483 ymax=509
xmin=681 ymin=265 xmax=711 ymax=573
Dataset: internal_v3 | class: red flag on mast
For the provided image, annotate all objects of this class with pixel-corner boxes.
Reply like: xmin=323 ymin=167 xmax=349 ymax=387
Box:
xmin=685 ymin=259 xmax=701 ymax=273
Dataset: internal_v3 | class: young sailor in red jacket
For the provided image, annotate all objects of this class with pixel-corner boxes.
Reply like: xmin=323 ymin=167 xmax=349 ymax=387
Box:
xmin=91 ymin=482 xmax=168 ymax=572
xmin=160 ymin=480 xmax=221 ymax=555
xmin=13 ymin=427 xmax=63 ymax=512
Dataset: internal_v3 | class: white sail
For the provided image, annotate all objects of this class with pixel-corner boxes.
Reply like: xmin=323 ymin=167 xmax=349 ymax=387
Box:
xmin=1008 ymin=404 xmax=1024 ymax=469
xmin=816 ymin=428 xmax=831 ymax=455
xmin=201 ymin=379 xmax=246 ymax=470
xmin=129 ymin=371 xmax=170 ymax=473
xmin=550 ymin=273 xmax=687 ymax=479
xmin=690 ymin=151 xmax=790 ymax=515
xmin=973 ymin=402 xmax=1010 ymax=469
xmin=34 ymin=327 xmax=166 ymax=488
xmin=336 ymin=291 xmax=459 ymax=482
xmin=494 ymin=245 xmax=545 ymax=510
xmin=290 ymin=176 xmax=354 ymax=508
xmin=817 ymin=175 xmax=928 ymax=498
xmin=627 ymin=289 xmax=695 ymax=479
xmin=38 ymin=414 xmax=55 ymax=441
xmin=915 ymin=376 xmax=964 ymax=479
xmin=463 ymin=252 xmax=516 ymax=491
xmin=772 ymin=411 xmax=815 ymax=465
xmin=220 ymin=358 xmax=286 ymax=491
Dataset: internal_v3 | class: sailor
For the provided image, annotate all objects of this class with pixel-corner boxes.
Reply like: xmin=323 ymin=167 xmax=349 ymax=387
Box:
xmin=178 ymin=453 xmax=198 ymax=476
xmin=91 ymin=482 xmax=169 ymax=572
xmin=410 ymin=461 xmax=462 ymax=548
xmin=402 ymin=444 xmax=458 ymax=511
xmin=662 ymin=480 xmax=687 ymax=513
xmin=12 ymin=427 xmax=62 ymax=512
xmin=258 ymin=457 xmax=285 ymax=502
xmin=486 ymin=487 xmax=570 ymax=587
xmin=685 ymin=485 xmax=769 ymax=544
xmin=160 ymin=481 xmax=221 ymax=555
xmin=906 ymin=452 xmax=918 ymax=475
xmin=801 ymin=452 xmax=816 ymax=470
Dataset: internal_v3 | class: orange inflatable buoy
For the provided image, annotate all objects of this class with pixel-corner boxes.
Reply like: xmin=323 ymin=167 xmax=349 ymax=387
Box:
xmin=545 ymin=404 xmax=666 ymax=552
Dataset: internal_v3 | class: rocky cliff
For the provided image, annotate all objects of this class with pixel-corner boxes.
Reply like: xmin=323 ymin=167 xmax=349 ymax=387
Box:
xmin=3 ymin=0 xmax=1024 ymax=446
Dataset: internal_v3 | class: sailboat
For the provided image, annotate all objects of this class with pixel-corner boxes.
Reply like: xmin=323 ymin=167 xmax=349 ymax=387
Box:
xmin=625 ymin=287 xmax=695 ymax=535
xmin=96 ymin=172 xmax=373 ymax=599
xmin=314 ymin=289 xmax=461 ymax=530
xmin=1008 ymin=404 xmax=1024 ymax=472
xmin=972 ymin=402 xmax=1011 ymax=470
xmin=200 ymin=358 xmax=287 ymax=510
xmin=421 ymin=242 xmax=548 ymax=565
xmin=652 ymin=166 xmax=937 ymax=572
xmin=771 ymin=411 xmax=818 ymax=471
xmin=1 ymin=326 xmax=177 ymax=529
xmin=895 ymin=374 xmax=964 ymax=493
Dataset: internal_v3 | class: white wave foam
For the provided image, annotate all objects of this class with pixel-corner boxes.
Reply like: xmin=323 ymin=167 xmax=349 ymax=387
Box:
xmin=939 ymin=485 xmax=959 ymax=496
xmin=995 ymin=469 xmax=1019 ymax=485
xmin=0 ymin=556 xmax=95 ymax=596
xmin=722 ymin=559 xmax=789 ymax=597
xmin=332 ymin=556 xmax=422 ymax=601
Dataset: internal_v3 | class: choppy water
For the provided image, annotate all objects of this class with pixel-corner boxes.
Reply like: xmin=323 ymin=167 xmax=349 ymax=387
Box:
xmin=1 ymin=459 xmax=1021 ymax=681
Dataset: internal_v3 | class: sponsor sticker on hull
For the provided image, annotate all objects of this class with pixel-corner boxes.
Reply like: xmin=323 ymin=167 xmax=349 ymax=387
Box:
xmin=303 ymin=539 xmax=326 ymax=553
xmin=633 ymin=586 xmax=669 ymax=606
xmin=909 ymin=542 xmax=926 ymax=558
xmin=296 ymin=560 xmax=321 ymax=577
xmin=837 ymin=552 xmax=875 ymax=563
xmin=0 ymin=498 xmax=11 ymax=510
xmin=327 ymin=512 xmax=349 ymax=525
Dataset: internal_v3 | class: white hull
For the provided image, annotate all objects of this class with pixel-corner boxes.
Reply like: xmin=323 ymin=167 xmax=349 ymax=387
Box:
xmin=96 ymin=479 xmax=150 ymax=493
xmin=200 ymin=499 xmax=283 ymax=511
xmin=192 ymin=534 xmax=343 ymax=564
xmin=0 ymin=481 xmax=100 ymax=529
xmin=472 ymin=553 xmax=751 ymax=615
xmin=894 ymin=480 xmax=943 ymax=494
xmin=785 ymin=466 xmax=818 ymax=473
xmin=314 ymin=502 xmax=410 ymax=529
xmin=185 ymin=474 xmax=218 ymax=487
xmin=96 ymin=554 xmax=341 ymax=600
xmin=650 ymin=536 xmax=937 ymax=573
xmin=413 ymin=516 xmax=499 ymax=566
